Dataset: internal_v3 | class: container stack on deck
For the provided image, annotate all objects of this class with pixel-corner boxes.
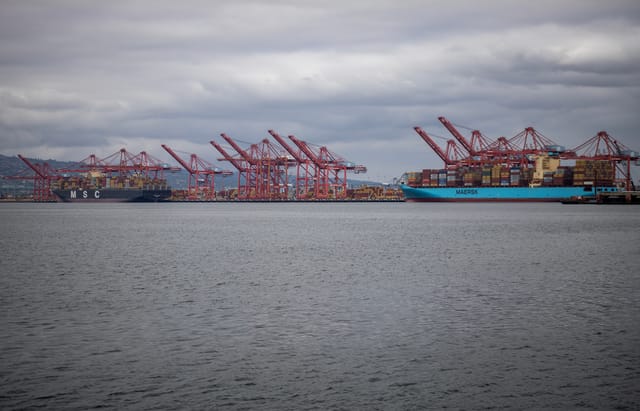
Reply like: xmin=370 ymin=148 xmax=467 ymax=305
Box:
xmin=406 ymin=159 xmax=616 ymax=189
xmin=54 ymin=173 xmax=169 ymax=191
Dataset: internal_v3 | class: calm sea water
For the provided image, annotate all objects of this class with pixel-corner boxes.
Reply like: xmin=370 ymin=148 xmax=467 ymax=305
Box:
xmin=1 ymin=202 xmax=639 ymax=410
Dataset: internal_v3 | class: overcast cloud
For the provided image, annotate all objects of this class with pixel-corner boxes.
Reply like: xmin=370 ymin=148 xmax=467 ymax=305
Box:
xmin=1 ymin=0 xmax=639 ymax=182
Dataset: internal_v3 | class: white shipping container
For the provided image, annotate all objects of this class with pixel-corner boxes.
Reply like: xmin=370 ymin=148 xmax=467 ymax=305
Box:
xmin=560 ymin=159 xmax=576 ymax=167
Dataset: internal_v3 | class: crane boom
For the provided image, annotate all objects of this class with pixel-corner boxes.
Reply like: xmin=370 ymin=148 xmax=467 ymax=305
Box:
xmin=17 ymin=155 xmax=48 ymax=178
xmin=413 ymin=127 xmax=454 ymax=166
xmin=210 ymin=140 xmax=245 ymax=171
xmin=470 ymin=130 xmax=493 ymax=152
xmin=445 ymin=140 xmax=466 ymax=163
xmin=288 ymin=135 xmax=323 ymax=167
xmin=220 ymin=133 xmax=255 ymax=164
xmin=268 ymin=130 xmax=307 ymax=163
xmin=438 ymin=116 xmax=475 ymax=155
xmin=161 ymin=144 xmax=194 ymax=174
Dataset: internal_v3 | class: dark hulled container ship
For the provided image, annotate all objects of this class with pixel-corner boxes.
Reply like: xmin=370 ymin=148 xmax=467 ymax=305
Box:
xmin=53 ymin=188 xmax=172 ymax=202
xmin=51 ymin=171 xmax=172 ymax=202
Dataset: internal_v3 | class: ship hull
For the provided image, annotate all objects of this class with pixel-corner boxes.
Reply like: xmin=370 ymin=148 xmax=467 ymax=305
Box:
xmin=53 ymin=188 xmax=172 ymax=202
xmin=400 ymin=185 xmax=612 ymax=202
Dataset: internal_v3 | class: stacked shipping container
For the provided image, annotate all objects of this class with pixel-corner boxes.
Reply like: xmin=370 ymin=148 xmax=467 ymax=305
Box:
xmin=405 ymin=160 xmax=616 ymax=189
xmin=54 ymin=174 xmax=170 ymax=191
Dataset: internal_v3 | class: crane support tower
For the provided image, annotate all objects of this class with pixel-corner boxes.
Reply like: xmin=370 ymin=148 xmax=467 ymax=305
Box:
xmin=16 ymin=155 xmax=57 ymax=201
xmin=220 ymin=133 xmax=259 ymax=199
xmin=162 ymin=144 xmax=231 ymax=200
xmin=268 ymin=129 xmax=316 ymax=199
xmin=288 ymin=134 xmax=366 ymax=199
xmin=214 ymin=133 xmax=294 ymax=200
xmin=288 ymin=134 xmax=340 ymax=199
xmin=210 ymin=140 xmax=251 ymax=200
xmin=570 ymin=131 xmax=639 ymax=191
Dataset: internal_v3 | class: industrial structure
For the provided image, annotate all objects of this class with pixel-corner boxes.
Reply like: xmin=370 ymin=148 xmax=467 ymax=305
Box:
xmin=213 ymin=133 xmax=294 ymax=200
xmin=10 ymin=119 xmax=636 ymax=203
xmin=161 ymin=145 xmax=232 ymax=201
xmin=13 ymin=155 xmax=58 ymax=202
xmin=402 ymin=116 xmax=639 ymax=202
xmin=9 ymin=130 xmax=381 ymax=201
xmin=210 ymin=131 xmax=367 ymax=200
xmin=14 ymin=148 xmax=178 ymax=202
xmin=287 ymin=134 xmax=367 ymax=199
xmin=268 ymin=130 xmax=316 ymax=199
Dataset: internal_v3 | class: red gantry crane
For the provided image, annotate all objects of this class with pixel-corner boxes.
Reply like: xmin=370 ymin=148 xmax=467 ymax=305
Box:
xmin=14 ymin=155 xmax=58 ymax=201
xmin=413 ymin=127 xmax=466 ymax=168
xmin=249 ymin=137 xmax=294 ymax=200
xmin=438 ymin=116 xmax=476 ymax=156
xmin=479 ymin=136 xmax=522 ymax=166
xmin=439 ymin=116 xmax=539 ymax=167
xmin=569 ymin=131 xmax=639 ymax=191
xmin=411 ymin=116 xmax=640 ymax=193
xmin=60 ymin=148 xmax=177 ymax=176
xmin=56 ymin=148 xmax=179 ymax=190
xmin=210 ymin=139 xmax=251 ymax=199
xmin=216 ymin=133 xmax=293 ymax=200
xmin=508 ymin=127 xmax=558 ymax=154
xmin=268 ymin=129 xmax=316 ymax=199
xmin=438 ymin=116 xmax=495 ymax=163
xmin=220 ymin=133 xmax=294 ymax=200
xmin=220 ymin=133 xmax=260 ymax=199
xmin=457 ymin=126 xmax=560 ymax=169
xmin=439 ymin=116 xmax=566 ymax=167
xmin=288 ymin=134 xmax=366 ymax=199
xmin=162 ymin=144 xmax=231 ymax=200
xmin=135 ymin=151 xmax=180 ymax=181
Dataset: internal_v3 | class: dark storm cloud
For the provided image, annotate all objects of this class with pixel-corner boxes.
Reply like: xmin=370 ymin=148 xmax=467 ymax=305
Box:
xmin=1 ymin=0 xmax=639 ymax=180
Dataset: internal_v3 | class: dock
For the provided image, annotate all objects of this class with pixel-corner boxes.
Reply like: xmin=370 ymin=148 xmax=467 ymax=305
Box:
xmin=597 ymin=191 xmax=640 ymax=204
xmin=562 ymin=191 xmax=640 ymax=204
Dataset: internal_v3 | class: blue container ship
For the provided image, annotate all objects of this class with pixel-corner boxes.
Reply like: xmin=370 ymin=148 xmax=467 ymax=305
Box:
xmin=401 ymin=118 xmax=640 ymax=203
xmin=400 ymin=158 xmax=622 ymax=202
xmin=400 ymin=184 xmax=620 ymax=202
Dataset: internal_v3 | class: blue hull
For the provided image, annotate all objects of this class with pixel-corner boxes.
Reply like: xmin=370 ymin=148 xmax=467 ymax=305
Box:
xmin=400 ymin=185 xmax=610 ymax=202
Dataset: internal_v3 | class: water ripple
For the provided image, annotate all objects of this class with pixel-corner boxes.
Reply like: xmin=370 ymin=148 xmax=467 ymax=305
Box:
xmin=1 ymin=202 xmax=639 ymax=410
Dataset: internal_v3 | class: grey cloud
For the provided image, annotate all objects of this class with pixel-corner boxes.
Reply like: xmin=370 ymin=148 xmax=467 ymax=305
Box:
xmin=1 ymin=0 xmax=639 ymax=180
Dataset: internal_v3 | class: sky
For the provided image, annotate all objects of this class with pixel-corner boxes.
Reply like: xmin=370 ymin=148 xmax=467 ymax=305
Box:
xmin=1 ymin=0 xmax=639 ymax=183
